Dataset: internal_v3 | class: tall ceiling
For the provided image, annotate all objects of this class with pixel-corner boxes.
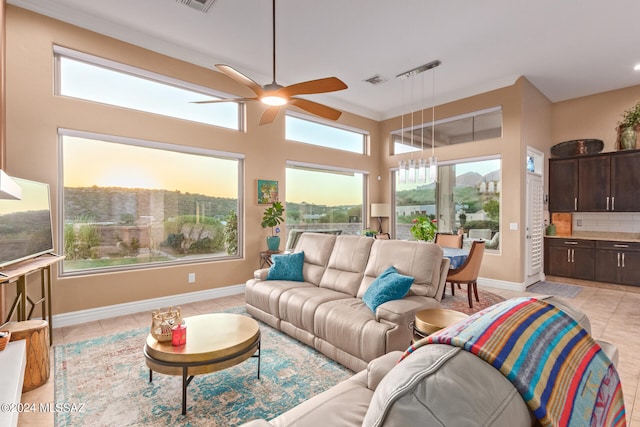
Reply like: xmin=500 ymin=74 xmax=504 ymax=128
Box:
xmin=8 ymin=0 xmax=640 ymax=121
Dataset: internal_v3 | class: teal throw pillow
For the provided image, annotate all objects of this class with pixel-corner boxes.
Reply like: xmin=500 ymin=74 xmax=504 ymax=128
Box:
xmin=363 ymin=266 xmax=414 ymax=313
xmin=267 ymin=251 xmax=305 ymax=282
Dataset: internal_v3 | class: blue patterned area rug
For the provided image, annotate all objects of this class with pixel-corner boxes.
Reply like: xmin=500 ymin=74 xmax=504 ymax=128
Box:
xmin=54 ymin=307 xmax=353 ymax=427
xmin=527 ymin=280 xmax=583 ymax=299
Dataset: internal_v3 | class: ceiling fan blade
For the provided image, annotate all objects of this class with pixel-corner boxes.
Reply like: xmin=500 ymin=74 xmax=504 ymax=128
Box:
xmin=215 ymin=64 xmax=264 ymax=97
xmin=289 ymin=98 xmax=342 ymax=121
xmin=278 ymin=77 xmax=348 ymax=98
xmin=259 ymin=106 xmax=282 ymax=125
xmin=191 ymin=97 xmax=254 ymax=104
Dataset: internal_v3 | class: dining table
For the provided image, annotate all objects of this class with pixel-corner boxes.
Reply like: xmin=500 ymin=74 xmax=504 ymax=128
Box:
xmin=441 ymin=247 xmax=469 ymax=269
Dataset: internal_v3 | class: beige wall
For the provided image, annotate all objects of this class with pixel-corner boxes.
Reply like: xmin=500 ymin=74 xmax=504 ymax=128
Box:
xmin=5 ymin=6 xmax=640 ymax=315
xmin=379 ymin=81 xmax=529 ymax=284
xmin=4 ymin=6 xmax=380 ymax=315
xmin=552 ymin=85 xmax=640 ymax=153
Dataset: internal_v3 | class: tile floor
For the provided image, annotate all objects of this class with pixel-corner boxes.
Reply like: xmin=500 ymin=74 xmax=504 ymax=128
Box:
xmin=15 ymin=281 xmax=640 ymax=426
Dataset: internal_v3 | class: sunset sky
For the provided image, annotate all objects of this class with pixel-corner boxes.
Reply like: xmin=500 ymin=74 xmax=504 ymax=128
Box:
xmin=63 ymin=136 xmax=239 ymax=198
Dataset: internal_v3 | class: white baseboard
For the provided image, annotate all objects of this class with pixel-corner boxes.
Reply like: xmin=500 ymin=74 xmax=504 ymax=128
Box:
xmin=52 ymin=284 xmax=245 ymax=328
xmin=478 ymin=277 xmax=527 ymax=292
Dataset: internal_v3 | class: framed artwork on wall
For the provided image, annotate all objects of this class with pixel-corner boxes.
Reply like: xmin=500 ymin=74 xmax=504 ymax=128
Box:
xmin=257 ymin=180 xmax=278 ymax=205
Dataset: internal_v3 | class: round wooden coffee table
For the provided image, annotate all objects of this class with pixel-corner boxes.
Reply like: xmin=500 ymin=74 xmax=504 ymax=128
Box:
xmin=413 ymin=308 xmax=469 ymax=342
xmin=143 ymin=313 xmax=261 ymax=415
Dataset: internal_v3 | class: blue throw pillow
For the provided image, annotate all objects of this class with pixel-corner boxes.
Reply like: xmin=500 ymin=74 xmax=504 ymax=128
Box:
xmin=363 ymin=266 xmax=415 ymax=313
xmin=266 ymin=251 xmax=305 ymax=282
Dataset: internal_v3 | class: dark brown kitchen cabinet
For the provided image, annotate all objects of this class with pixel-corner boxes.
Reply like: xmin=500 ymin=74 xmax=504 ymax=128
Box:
xmin=610 ymin=151 xmax=640 ymax=212
xmin=577 ymin=155 xmax=609 ymax=211
xmin=595 ymin=241 xmax=640 ymax=287
xmin=548 ymin=158 xmax=578 ymax=212
xmin=549 ymin=149 xmax=640 ymax=213
xmin=545 ymin=238 xmax=594 ymax=280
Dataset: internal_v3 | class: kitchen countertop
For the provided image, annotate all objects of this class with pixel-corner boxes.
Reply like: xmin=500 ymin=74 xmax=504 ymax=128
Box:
xmin=545 ymin=232 xmax=640 ymax=243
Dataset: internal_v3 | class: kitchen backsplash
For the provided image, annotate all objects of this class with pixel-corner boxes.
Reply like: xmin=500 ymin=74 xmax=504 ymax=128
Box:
xmin=572 ymin=212 xmax=640 ymax=233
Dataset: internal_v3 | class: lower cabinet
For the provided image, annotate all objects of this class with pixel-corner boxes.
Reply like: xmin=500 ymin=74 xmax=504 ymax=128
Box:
xmin=545 ymin=238 xmax=595 ymax=281
xmin=595 ymin=241 xmax=640 ymax=286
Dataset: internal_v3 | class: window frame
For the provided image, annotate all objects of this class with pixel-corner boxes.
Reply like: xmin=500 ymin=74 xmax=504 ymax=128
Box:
xmin=53 ymin=45 xmax=244 ymax=131
xmin=285 ymin=160 xmax=369 ymax=235
xmin=285 ymin=111 xmax=369 ymax=155
xmin=392 ymin=155 xmax=501 ymax=252
xmin=58 ymin=128 xmax=245 ymax=277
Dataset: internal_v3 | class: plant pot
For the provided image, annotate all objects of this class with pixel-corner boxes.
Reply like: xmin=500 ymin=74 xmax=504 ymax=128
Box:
xmin=619 ymin=126 xmax=637 ymax=150
xmin=266 ymin=236 xmax=280 ymax=251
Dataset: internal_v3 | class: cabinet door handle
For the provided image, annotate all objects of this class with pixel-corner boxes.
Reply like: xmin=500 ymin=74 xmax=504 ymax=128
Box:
xmin=567 ymin=249 xmax=571 ymax=263
xmin=571 ymin=249 xmax=575 ymax=263
xmin=622 ymin=252 xmax=625 ymax=268
xmin=574 ymin=198 xmax=577 ymax=211
xmin=613 ymin=244 xmax=629 ymax=248
xmin=612 ymin=196 xmax=615 ymax=211
xmin=606 ymin=196 xmax=610 ymax=211
xmin=617 ymin=252 xmax=621 ymax=267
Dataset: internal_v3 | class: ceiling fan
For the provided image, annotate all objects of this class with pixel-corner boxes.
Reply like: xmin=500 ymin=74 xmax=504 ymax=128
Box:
xmin=195 ymin=0 xmax=348 ymax=125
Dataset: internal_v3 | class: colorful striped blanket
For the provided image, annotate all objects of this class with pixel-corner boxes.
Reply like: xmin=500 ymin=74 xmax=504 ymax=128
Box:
xmin=401 ymin=297 xmax=626 ymax=426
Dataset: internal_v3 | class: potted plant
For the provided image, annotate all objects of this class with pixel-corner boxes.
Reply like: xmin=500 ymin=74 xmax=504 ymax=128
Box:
xmin=617 ymin=101 xmax=640 ymax=150
xmin=410 ymin=216 xmax=438 ymax=242
xmin=261 ymin=201 xmax=285 ymax=251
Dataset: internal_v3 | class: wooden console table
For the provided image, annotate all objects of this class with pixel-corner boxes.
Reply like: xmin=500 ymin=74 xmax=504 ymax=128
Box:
xmin=1 ymin=254 xmax=63 ymax=345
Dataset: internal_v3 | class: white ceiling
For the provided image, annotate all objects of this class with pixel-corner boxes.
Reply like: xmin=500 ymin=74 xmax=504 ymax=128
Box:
xmin=8 ymin=0 xmax=640 ymax=121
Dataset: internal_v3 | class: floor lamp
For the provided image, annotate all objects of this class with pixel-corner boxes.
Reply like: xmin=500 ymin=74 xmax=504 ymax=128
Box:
xmin=370 ymin=203 xmax=390 ymax=234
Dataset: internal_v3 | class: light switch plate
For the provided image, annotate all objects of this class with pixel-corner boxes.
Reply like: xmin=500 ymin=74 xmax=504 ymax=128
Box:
xmin=509 ymin=223 xmax=518 ymax=231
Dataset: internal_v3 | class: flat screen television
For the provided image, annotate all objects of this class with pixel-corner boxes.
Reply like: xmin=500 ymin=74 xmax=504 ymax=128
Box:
xmin=0 ymin=177 xmax=54 ymax=269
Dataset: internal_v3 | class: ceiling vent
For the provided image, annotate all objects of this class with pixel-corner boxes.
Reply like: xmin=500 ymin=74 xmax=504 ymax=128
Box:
xmin=363 ymin=74 xmax=388 ymax=85
xmin=177 ymin=0 xmax=216 ymax=13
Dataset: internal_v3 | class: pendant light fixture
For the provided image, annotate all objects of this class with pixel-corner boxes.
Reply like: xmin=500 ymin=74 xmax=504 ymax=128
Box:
xmin=396 ymin=60 xmax=441 ymax=184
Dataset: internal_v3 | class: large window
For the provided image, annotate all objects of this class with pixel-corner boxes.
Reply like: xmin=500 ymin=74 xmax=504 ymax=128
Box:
xmin=59 ymin=130 xmax=243 ymax=275
xmin=395 ymin=157 xmax=501 ymax=250
xmin=54 ymin=46 xmax=241 ymax=130
xmin=285 ymin=163 xmax=366 ymax=237
xmin=285 ymin=112 xmax=368 ymax=154
xmin=391 ymin=107 xmax=502 ymax=155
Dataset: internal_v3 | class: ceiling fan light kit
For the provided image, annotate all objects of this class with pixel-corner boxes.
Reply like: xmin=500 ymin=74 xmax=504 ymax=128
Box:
xmin=199 ymin=0 xmax=347 ymax=125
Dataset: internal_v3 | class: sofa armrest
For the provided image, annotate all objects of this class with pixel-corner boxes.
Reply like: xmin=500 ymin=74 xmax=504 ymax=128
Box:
xmin=375 ymin=296 xmax=439 ymax=324
xmin=367 ymin=351 xmax=403 ymax=391
xmin=254 ymin=268 xmax=270 ymax=280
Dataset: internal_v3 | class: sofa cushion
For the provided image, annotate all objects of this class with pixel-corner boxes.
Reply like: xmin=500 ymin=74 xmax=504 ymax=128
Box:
xmin=245 ymin=278 xmax=314 ymax=319
xmin=358 ymin=240 xmax=443 ymax=298
xmin=267 ymin=251 xmax=305 ymax=282
xmin=319 ymin=235 xmax=374 ymax=296
xmin=314 ymin=298 xmax=395 ymax=362
xmin=362 ymin=266 xmax=414 ymax=313
xmin=294 ymin=233 xmax=338 ymax=286
xmin=278 ymin=287 xmax=350 ymax=333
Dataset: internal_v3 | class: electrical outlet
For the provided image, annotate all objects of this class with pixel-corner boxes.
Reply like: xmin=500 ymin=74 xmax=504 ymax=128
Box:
xmin=509 ymin=223 xmax=518 ymax=231
xmin=188 ymin=273 xmax=196 ymax=283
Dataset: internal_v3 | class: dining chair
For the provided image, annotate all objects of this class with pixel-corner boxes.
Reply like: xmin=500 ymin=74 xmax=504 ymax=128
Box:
xmin=435 ymin=233 xmax=463 ymax=249
xmin=446 ymin=240 xmax=486 ymax=308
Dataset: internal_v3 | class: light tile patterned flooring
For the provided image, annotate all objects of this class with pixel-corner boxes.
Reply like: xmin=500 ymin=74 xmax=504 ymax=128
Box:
xmin=15 ymin=281 xmax=640 ymax=426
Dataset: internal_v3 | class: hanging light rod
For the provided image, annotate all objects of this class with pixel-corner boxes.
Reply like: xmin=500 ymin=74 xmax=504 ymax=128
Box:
xmin=396 ymin=60 xmax=441 ymax=80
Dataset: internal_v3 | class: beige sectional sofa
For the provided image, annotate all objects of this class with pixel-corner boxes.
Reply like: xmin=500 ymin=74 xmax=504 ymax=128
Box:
xmin=245 ymin=232 xmax=450 ymax=372
xmin=240 ymin=297 xmax=621 ymax=427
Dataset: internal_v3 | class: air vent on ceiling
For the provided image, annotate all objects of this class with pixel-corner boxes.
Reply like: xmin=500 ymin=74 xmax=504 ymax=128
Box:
xmin=177 ymin=0 xmax=216 ymax=13
xmin=363 ymin=74 xmax=388 ymax=85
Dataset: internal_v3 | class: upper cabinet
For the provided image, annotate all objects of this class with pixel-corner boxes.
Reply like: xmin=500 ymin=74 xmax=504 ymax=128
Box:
xmin=549 ymin=149 xmax=640 ymax=213
xmin=549 ymin=158 xmax=578 ymax=212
